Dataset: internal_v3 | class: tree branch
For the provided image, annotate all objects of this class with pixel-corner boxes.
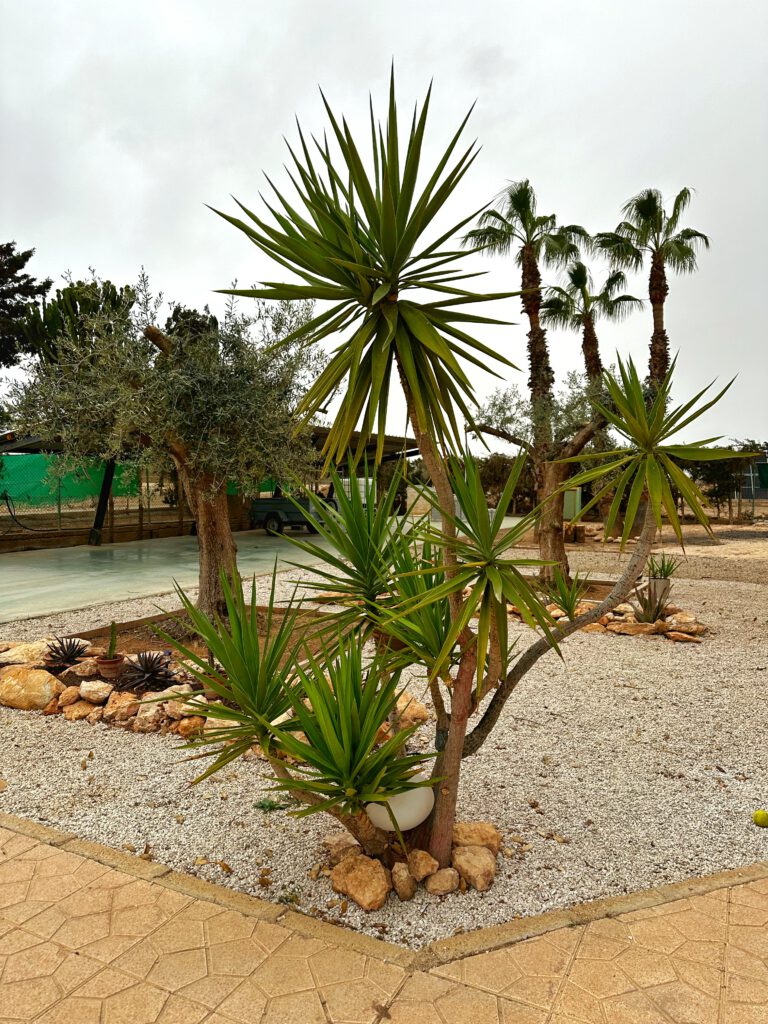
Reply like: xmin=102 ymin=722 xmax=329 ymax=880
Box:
xmin=473 ymin=422 xmax=534 ymax=456
xmin=462 ymin=507 xmax=657 ymax=758
xmin=143 ymin=325 xmax=173 ymax=355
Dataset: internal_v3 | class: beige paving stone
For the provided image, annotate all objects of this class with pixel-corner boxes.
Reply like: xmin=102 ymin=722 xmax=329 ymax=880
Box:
xmin=146 ymin=948 xmax=209 ymax=992
xmin=602 ymin=988 xmax=669 ymax=1023
xmin=727 ymin=971 xmax=768 ymax=1003
xmin=555 ymin=980 xmax=605 ymax=1023
xmin=0 ymin=975 xmax=62 ymax=1019
xmin=502 ymin=974 xmax=562 ymax=1011
xmin=510 ymin=935 xmax=573 ymax=977
xmin=214 ymin=977 xmax=269 ymax=1023
xmin=308 ymin=945 xmax=366 ymax=987
xmin=35 ymin=997 xmax=102 ymax=1024
xmin=616 ymin=946 xmax=678 ymax=988
xmin=249 ymin=953 xmax=317 ymax=997
xmin=459 ymin=947 xmax=524 ymax=993
xmin=434 ymin=983 xmax=501 ymax=1024
xmin=99 ymin=980 xmax=169 ymax=1024
xmin=321 ymin=978 xmax=392 ymax=1023
xmin=262 ymin=989 xmax=325 ymax=1023
xmin=498 ymin=999 xmax=548 ymax=1024
xmin=568 ymin=958 xmax=635 ymax=998
xmin=646 ymin=979 xmax=720 ymax=1024
xmin=207 ymin=936 xmax=269 ymax=977
xmin=386 ymin=1002 xmax=444 ymax=1024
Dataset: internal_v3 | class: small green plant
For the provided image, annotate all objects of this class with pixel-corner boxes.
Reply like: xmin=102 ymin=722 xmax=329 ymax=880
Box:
xmin=106 ymin=622 xmax=118 ymax=659
xmin=45 ymin=636 xmax=88 ymax=668
xmin=155 ymin=565 xmax=304 ymax=776
xmin=647 ymin=552 xmax=682 ymax=579
xmin=632 ymin=586 xmax=668 ymax=624
xmin=253 ymin=798 xmax=292 ymax=813
xmin=544 ymin=569 xmax=590 ymax=621
xmin=120 ymin=650 xmax=175 ymax=694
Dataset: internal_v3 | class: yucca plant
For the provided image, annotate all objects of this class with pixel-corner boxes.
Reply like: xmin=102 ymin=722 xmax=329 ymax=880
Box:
xmin=154 ymin=567 xmax=304 ymax=778
xmin=647 ymin=552 xmax=682 ymax=579
xmin=544 ymin=569 xmax=590 ymax=622
xmin=564 ymin=355 xmax=738 ymax=547
xmin=212 ymin=70 xmax=517 ymax=468
xmin=632 ymin=586 xmax=669 ymax=624
xmin=284 ymin=464 xmax=420 ymax=636
xmin=413 ymin=455 xmax=554 ymax=689
xmin=267 ymin=636 xmax=434 ymax=840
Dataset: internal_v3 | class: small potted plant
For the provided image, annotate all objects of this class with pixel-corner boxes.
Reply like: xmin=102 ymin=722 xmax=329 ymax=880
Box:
xmin=646 ymin=552 xmax=681 ymax=607
xmin=96 ymin=622 xmax=125 ymax=679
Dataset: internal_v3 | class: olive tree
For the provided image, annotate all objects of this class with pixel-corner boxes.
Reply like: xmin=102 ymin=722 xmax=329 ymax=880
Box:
xmin=9 ymin=273 xmax=322 ymax=616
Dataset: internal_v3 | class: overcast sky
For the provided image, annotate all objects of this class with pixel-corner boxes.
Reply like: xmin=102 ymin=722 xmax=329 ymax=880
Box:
xmin=2 ymin=0 xmax=766 ymax=444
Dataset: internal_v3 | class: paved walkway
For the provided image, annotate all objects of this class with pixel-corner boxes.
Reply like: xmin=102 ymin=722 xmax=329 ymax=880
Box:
xmin=0 ymin=531 xmax=332 ymax=624
xmin=1 ymin=816 xmax=767 ymax=1023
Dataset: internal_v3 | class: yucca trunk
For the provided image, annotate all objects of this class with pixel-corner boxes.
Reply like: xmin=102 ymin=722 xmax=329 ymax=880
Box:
xmin=175 ymin=461 xmax=239 ymax=619
xmin=648 ymin=252 xmax=670 ymax=384
xmin=426 ymin=646 xmax=478 ymax=866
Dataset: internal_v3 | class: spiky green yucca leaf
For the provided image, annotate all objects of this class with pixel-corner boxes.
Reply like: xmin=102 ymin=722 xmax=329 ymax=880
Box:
xmin=267 ymin=635 xmax=434 ymax=818
xmin=403 ymin=456 xmax=555 ymax=686
xmin=211 ymin=71 xmax=518 ymax=463
xmin=544 ymin=569 xmax=590 ymax=621
xmin=283 ymin=465 xmax=424 ymax=635
xmin=562 ymin=355 xmax=744 ymax=547
xmin=153 ymin=566 xmax=304 ymax=783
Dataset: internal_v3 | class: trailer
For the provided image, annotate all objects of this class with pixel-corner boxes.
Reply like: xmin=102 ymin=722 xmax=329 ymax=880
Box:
xmin=249 ymin=494 xmax=336 ymax=534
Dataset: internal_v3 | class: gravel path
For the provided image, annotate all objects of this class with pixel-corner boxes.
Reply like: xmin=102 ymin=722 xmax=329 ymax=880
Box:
xmin=2 ymin=570 xmax=767 ymax=948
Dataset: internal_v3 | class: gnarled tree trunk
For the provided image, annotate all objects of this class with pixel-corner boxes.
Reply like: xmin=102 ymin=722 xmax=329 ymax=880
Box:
xmin=175 ymin=460 xmax=239 ymax=619
xmin=648 ymin=252 xmax=670 ymax=384
xmin=581 ymin=313 xmax=603 ymax=380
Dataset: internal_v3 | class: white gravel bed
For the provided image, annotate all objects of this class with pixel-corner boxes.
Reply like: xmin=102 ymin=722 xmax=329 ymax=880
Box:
xmin=2 ymin=574 xmax=767 ymax=949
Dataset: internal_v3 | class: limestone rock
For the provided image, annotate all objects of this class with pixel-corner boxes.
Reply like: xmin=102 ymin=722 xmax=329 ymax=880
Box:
xmin=581 ymin=623 xmax=607 ymax=634
xmin=63 ymin=699 xmax=95 ymax=722
xmin=79 ymin=680 xmax=114 ymax=705
xmin=407 ymin=848 xmax=439 ymax=881
xmin=667 ymin=619 xmax=707 ymax=636
xmin=451 ymin=844 xmax=497 ymax=892
xmin=606 ymin=621 xmax=657 ymax=636
xmin=156 ymin=684 xmax=194 ymax=719
xmin=59 ymin=659 xmax=101 ymax=684
xmin=330 ymin=853 xmax=392 ymax=912
xmin=133 ymin=700 xmax=165 ymax=733
xmin=614 ymin=603 xmax=634 ymax=615
xmin=396 ymin=691 xmax=430 ymax=730
xmin=0 ymin=640 xmax=53 ymax=667
xmin=666 ymin=631 xmax=703 ymax=644
xmin=424 ymin=867 xmax=459 ymax=895
xmin=322 ymin=832 xmax=360 ymax=867
xmin=102 ymin=691 xmax=139 ymax=724
xmin=42 ymin=696 xmax=60 ymax=715
xmin=58 ymin=685 xmax=82 ymax=707
xmin=452 ymin=821 xmax=502 ymax=856
xmin=391 ymin=862 xmax=417 ymax=901
xmin=181 ymin=695 xmax=208 ymax=717
xmin=87 ymin=707 xmax=104 ymax=725
xmin=0 ymin=666 xmax=61 ymax=710
xmin=176 ymin=715 xmax=206 ymax=739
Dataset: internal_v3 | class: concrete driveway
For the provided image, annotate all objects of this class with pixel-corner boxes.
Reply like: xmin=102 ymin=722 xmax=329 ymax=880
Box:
xmin=0 ymin=530 xmax=332 ymax=623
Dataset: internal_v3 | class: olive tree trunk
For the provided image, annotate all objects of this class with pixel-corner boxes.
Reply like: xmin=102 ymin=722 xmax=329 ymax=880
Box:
xmin=175 ymin=462 xmax=239 ymax=619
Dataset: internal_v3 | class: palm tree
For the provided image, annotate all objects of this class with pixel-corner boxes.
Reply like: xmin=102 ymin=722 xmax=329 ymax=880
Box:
xmin=463 ymin=180 xmax=586 ymax=417
xmin=463 ymin=182 xmax=588 ymax=577
xmin=594 ymin=188 xmax=709 ymax=384
xmin=541 ymin=261 xmax=643 ymax=380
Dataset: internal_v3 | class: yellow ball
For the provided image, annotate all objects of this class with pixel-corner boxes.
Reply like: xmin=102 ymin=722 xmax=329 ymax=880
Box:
xmin=752 ymin=810 xmax=768 ymax=828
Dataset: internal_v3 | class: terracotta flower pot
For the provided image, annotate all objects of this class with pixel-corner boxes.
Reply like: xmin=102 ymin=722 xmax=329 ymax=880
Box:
xmin=96 ymin=655 xmax=125 ymax=680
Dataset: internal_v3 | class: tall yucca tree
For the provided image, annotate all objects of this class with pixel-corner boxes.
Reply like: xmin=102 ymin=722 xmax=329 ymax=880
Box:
xmin=210 ymin=73 xmax=515 ymax=511
xmin=541 ymin=261 xmax=642 ymax=380
xmin=594 ymin=188 xmax=709 ymax=384
xmin=462 ymin=180 xmax=586 ymax=413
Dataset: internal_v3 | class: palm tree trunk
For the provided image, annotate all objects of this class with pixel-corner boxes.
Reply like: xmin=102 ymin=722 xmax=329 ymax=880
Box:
xmin=537 ymin=461 xmax=570 ymax=582
xmin=648 ymin=252 xmax=670 ymax=384
xmin=581 ymin=313 xmax=603 ymax=380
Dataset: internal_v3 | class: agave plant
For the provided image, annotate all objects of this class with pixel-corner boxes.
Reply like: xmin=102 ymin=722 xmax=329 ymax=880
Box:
xmin=544 ymin=569 xmax=591 ymax=622
xmin=211 ymin=71 xmax=517 ymax=464
xmin=119 ymin=650 xmax=175 ymax=694
xmin=45 ymin=636 xmax=89 ymax=669
xmin=646 ymin=552 xmax=682 ymax=579
xmin=154 ymin=567 xmax=304 ymax=779
xmin=564 ymin=355 xmax=738 ymax=547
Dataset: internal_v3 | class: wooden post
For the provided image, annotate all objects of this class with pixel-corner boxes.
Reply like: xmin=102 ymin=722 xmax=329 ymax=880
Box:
xmin=88 ymin=459 xmax=116 ymax=546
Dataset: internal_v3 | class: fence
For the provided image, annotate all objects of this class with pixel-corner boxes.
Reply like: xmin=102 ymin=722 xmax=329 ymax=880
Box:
xmin=0 ymin=454 xmax=194 ymax=546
